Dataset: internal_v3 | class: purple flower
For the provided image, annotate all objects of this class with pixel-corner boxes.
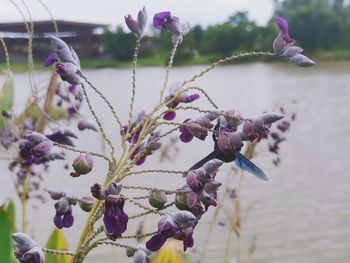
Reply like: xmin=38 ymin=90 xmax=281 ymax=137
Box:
xmin=241 ymin=112 xmax=284 ymax=142
xmin=273 ymin=16 xmax=315 ymax=67
xmin=0 ymin=128 xmax=17 ymax=149
xmin=179 ymin=117 xmax=213 ymax=143
xmin=49 ymin=36 xmax=82 ymax=85
xmin=153 ymin=12 xmax=186 ymax=44
xmin=91 ymin=182 xmax=122 ymax=200
xmin=129 ymin=130 xmax=162 ymax=166
xmin=125 ymin=7 xmax=147 ymax=38
xmin=103 ymin=195 xmax=128 ymax=240
xmin=46 ymin=127 xmax=77 ymax=146
xmin=12 ymin=233 xmax=44 ymax=263
xmin=184 ymin=159 xmax=223 ymax=215
xmin=53 ymin=197 xmax=74 ymax=229
xmin=19 ymin=131 xmax=53 ymax=163
xmin=43 ymin=51 xmax=58 ymax=67
xmin=132 ymin=245 xmax=151 ymax=263
xmin=122 ymin=111 xmax=146 ymax=143
xmin=146 ymin=211 xmax=197 ymax=252
xmin=163 ymin=82 xmax=200 ymax=121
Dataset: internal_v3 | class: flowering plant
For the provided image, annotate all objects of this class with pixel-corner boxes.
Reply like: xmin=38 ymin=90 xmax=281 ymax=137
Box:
xmin=1 ymin=8 xmax=314 ymax=263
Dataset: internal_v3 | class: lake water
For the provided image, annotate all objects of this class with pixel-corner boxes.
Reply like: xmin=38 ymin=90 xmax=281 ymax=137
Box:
xmin=1 ymin=61 xmax=350 ymax=263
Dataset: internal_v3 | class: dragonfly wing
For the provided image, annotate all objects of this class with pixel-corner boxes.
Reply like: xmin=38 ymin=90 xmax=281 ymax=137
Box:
xmin=189 ymin=151 xmax=217 ymax=171
xmin=235 ymin=152 xmax=269 ymax=181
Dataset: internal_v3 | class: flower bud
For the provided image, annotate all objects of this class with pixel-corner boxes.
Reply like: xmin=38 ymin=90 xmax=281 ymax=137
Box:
xmin=12 ymin=233 xmax=38 ymax=253
xmin=106 ymin=182 xmax=122 ymax=195
xmin=202 ymin=159 xmax=223 ymax=175
xmin=72 ymin=153 xmax=94 ymax=175
xmin=125 ymin=14 xmax=139 ymax=35
xmin=77 ymin=119 xmax=97 ymax=131
xmin=260 ymin=112 xmax=284 ymax=125
xmin=79 ymin=196 xmax=95 ymax=212
xmin=175 ymin=192 xmax=189 ymax=210
xmin=171 ymin=210 xmax=197 ymax=225
xmin=91 ymin=183 xmax=107 ymax=199
xmin=149 ymin=190 xmax=167 ymax=209
xmin=24 ymin=131 xmax=47 ymax=144
xmin=47 ymin=189 xmax=66 ymax=200
xmin=31 ymin=140 xmax=53 ymax=157
xmin=126 ymin=247 xmax=136 ymax=257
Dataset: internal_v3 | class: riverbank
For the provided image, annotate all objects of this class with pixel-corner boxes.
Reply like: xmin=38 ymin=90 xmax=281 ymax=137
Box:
xmin=1 ymin=50 xmax=349 ymax=73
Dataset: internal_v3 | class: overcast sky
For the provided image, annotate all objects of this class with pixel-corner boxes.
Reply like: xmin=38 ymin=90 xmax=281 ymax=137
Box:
xmin=0 ymin=0 xmax=274 ymax=29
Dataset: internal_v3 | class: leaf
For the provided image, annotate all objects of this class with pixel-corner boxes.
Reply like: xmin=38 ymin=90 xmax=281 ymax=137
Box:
xmin=0 ymin=76 xmax=14 ymax=128
xmin=44 ymin=229 xmax=70 ymax=263
xmin=5 ymin=200 xmax=16 ymax=232
xmin=151 ymin=240 xmax=191 ymax=263
xmin=0 ymin=208 xmax=12 ymax=263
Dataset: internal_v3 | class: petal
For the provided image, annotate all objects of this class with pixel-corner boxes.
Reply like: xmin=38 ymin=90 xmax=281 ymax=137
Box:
xmin=145 ymin=233 xmax=168 ymax=252
xmin=153 ymin=11 xmax=171 ymax=28
xmin=183 ymin=236 xmax=194 ymax=251
xmin=185 ymin=94 xmax=200 ymax=103
xmin=62 ymin=213 xmax=74 ymax=228
xmin=288 ymin=54 xmax=315 ymax=67
xmin=163 ymin=111 xmax=176 ymax=121
xmin=179 ymin=130 xmax=193 ymax=143
xmin=53 ymin=215 xmax=64 ymax=229
xmin=133 ymin=249 xmax=148 ymax=263
xmin=49 ymin=36 xmax=74 ymax=63
xmin=275 ymin=16 xmax=289 ymax=35
xmin=43 ymin=52 xmax=57 ymax=67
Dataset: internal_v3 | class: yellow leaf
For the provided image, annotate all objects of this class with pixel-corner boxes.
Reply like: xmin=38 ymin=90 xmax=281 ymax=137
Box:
xmin=151 ymin=239 xmax=192 ymax=263
xmin=44 ymin=229 xmax=70 ymax=263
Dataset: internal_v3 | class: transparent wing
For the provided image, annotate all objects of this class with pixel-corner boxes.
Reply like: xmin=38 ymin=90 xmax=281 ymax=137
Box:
xmin=235 ymin=152 xmax=269 ymax=181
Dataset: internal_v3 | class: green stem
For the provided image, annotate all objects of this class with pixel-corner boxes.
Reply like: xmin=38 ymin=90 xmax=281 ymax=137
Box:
xmin=21 ymin=175 xmax=28 ymax=232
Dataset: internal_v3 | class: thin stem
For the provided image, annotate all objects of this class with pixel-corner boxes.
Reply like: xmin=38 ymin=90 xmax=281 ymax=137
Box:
xmin=120 ymin=231 xmax=157 ymax=239
xmin=21 ymin=175 xmax=28 ymax=232
xmin=123 ymin=185 xmax=180 ymax=195
xmin=125 ymin=197 xmax=165 ymax=216
xmin=79 ymin=72 xmax=123 ymax=130
xmin=126 ymin=169 xmax=185 ymax=176
xmin=0 ymin=38 xmax=10 ymax=72
xmin=80 ymin=83 xmax=116 ymax=160
xmin=37 ymin=0 xmax=58 ymax=34
xmin=8 ymin=0 xmax=37 ymax=100
xmin=127 ymin=38 xmax=141 ymax=129
xmin=42 ymin=248 xmax=75 ymax=256
xmin=159 ymin=39 xmax=180 ymax=103
xmin=53 ymin=142 xmax=111 ymax=163
xmin=129 ymin=202 xmax=175 ymax=220
xmin=174 ymin=105 xmax=220 ymax=115
xmin=184 ymin=86 xmax=219 ymax=109
xmin=93 ymin=241 xmax=134 ymax=250
xmin=181 ymin=51 xmax=274 ymax=87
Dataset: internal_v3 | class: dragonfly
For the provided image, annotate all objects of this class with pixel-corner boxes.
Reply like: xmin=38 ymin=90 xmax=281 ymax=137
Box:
xmin=189 ymin=120 xmax=268 ymax=181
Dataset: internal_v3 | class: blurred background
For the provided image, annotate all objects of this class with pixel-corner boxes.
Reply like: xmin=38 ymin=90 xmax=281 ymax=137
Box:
xmin=0 ymin=0 xmax=350 ymax=263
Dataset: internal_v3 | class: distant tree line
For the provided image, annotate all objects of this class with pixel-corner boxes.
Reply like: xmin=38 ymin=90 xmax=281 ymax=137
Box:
xmin=102 ymin=0 xmax=350 ymax=62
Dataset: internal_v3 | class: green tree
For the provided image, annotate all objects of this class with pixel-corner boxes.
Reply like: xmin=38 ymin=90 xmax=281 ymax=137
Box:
xmin=102 ymin=27 xmax=135 ymax=61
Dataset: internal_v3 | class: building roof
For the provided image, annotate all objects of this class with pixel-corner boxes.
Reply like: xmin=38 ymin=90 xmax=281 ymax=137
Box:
xmin=0 ymin=20 xmax=108 ymax=33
